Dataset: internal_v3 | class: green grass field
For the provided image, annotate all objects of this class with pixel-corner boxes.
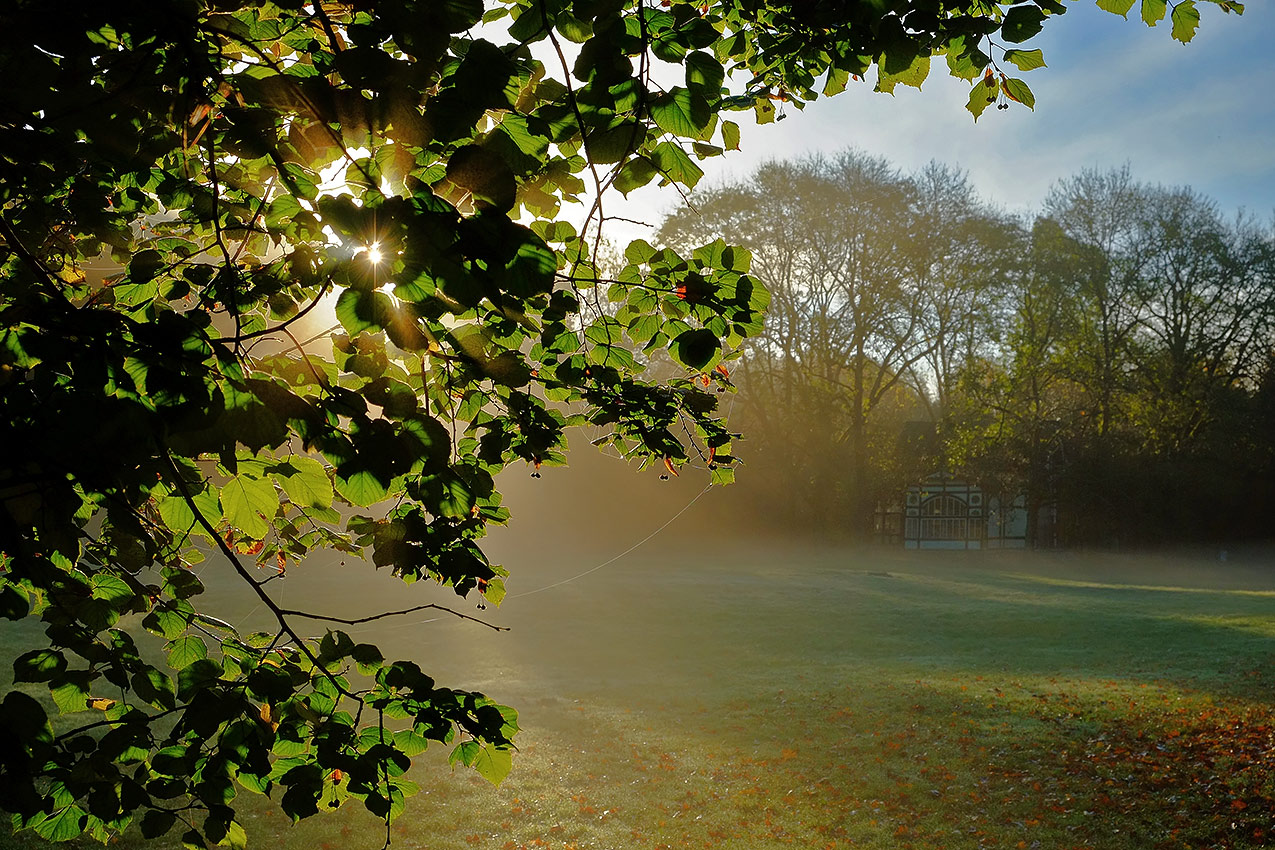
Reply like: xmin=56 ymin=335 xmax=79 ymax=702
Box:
xmin=7 ymin=543 xmax=1275 ymax=850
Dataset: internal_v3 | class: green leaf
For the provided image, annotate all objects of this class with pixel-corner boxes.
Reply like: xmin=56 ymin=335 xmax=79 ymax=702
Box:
xmin=394 ymin=728 xmax=431 ymax=757
xmin=50 ymin=678 xmax=90 ymax=714
xmin=555 ymin=10 xmax=592 ymax=42
xmin=505 ymin=235 xmax=556 ymax=298
xmin=613 ymin=156 xmax=658 ymax=196
xmin=945 ymin=35 xmax=988 ymax=81
xmin=177 ymin=658 xmax=223 ymax=698
xmin=335 ymin=288 xmax=395 ymax=337
xmin=624 ymin=239 xmax=659 ymax=265
xmin=236 ymin=772 xmax=271 ymax=795
xmin=1003 ymin=49 xmax=1047 ymax=71
xmin=670 ymin=329 xmax=721 ymax=371
xmin=685 ymin=51 xmax=725 ymax=95
xmin=273 ymin=456 xmax=334 ymax=509
xmin=13 ymin=649 xmax=67 ymax=682
xmin=90 ymin=573 xmax=135 ymax=607
xmin=496 ymin=114 xmax=549 ymax=160
xmin=1097 ymin=0 xmax=1137 ymax=17
xmin=627 ymin=312 xmax=662 ymax=344
xmin=335 ymin=469 xmax=388 ymax=507
xmin=494 ymin=702 xmax=520 ymax=738
xmin=1003 ymin=78 xmax=1036 ymax=109
xmin=823 ymin=66 xmax=850 ymax=97
xmin=650 ymin=88 xmax=713 ymax=140
xmin=32 ymin=806 xmax=87 ymax=842
xmin=721 ymin=120 xmax=740 ymax=151
xmin=162 ymin=567 xmax=205 ymax=600
xmin=144 ymin=606 xmax=192 ymax=640
xmin=352 ymin=643 xmax=384 ymax=674
xmin=128 ymin=249 xmax=163 ymax=283
xmin=1001 ymin=6 xmax=1046 ymax=42
xmin=0 ymin=692 xmax=51 ymax=745
xmin=482 ymin=577 xmax=506 ymax=606
xmin=132 ymin=668 xmax=177 ymax=710
xmin=218 ymin=820 xmax=247 ymax=850
xmin=0 ymin=579 xmax=29 ymax=619
xmin=140 ymin=811 xmax=178 ymax=839
xmin=445 ymin=145 xmax=516 ymax=210
xmin=167 ymin=635 xmax=208 ymax=669
xmin=710 ymin=464 xmax=735 ymax=485
xmin=877 ymin=52 xmax=931 ymax=92
xmin=220 ymin=475 xmax=279 ymax=539
xmin=157 ymin=495 xmax=197 ymax=535
xmin=448 ymin=739 xmax=480 ymax=767
xmin=471 ymin=745 xmax=513 ymax=786
xmin=437 ymin=0 xmax=484 ymax=31
xmin=649 ymin=142 xmax=704 ymax=189
xmin=753 ymin=97 xmax=776 ymax=125
xmin=966 ymin=77 xmax=999 ymax=120
xmin=1171 ymin=0 xmax=1200 ymax=41
xmin=1141 ymin=0 xmax=1168 ymax=24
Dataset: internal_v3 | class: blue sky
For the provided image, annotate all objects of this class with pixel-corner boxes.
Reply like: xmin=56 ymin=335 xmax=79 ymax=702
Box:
xmin=611 ymin=0 xmax=1274 ymax=232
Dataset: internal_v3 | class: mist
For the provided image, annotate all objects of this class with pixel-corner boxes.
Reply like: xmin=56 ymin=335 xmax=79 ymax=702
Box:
xmin=181 ymin=514 xmax=1275 ymax=850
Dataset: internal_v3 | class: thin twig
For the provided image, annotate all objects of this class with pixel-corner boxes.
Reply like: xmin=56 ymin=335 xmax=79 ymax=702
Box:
xmin=220 ymin=280 xmax=332 ymax=343
xmin=277 ymin=602 xmax=509 ymax=631
xmin=159 ymin=450 xmax=363 ymax=702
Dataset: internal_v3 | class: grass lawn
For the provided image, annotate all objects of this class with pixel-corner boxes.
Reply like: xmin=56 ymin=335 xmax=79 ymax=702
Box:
xmin=5 ymin=543 xmax=1275 ymax=850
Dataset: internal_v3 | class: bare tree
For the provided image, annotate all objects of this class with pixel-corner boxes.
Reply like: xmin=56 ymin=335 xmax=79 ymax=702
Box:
xmin=1127 ymin=189 xmax=1275 ymax=457
xmin=660 ymin=151 xmax=1007 ymax=536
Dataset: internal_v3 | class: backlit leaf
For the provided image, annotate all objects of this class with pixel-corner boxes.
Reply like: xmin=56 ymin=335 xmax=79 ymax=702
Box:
xmin=1004 ymin=49 xmax=1047 ymax=71
xmin=1171 ymin=0 xmax=1201 ymax=41
xmin=273 ymin=456 xmax=334 ymax=509
xmin=670 ymin=329 xmax=721 ymax=371
xmin=966 ymin=77 xmax=999 ymax=120
xmin=335 ymin=469 xmax=389 ymax=507
xmin=1001 ymin=6 xmax=1046 ymax=42
xmin=89 ymin=574 xmax=134 ymax=607
xmin=1003 ymin=77 xmax=1036 ymax=109
xmin=649 ymin=142 xmax=704 ymax=189
xmin=650 ymin=89 xmax=713 ymax=140
xmin=167 ymin=635 xmax=208 ymax=669
xmin=220 ymin=475 xmax=279 ymax=540
xmin=335 ymin=289 xmax=395 ymax=337
xmin=721 ymin=120 xmax=741 ymax=151
xmin=13 ymin=649 xmax=67 ymax=683
xmin=32 ymin=806 xmax=86 ymax=842
xmin=877 ymin=52 xmax=931 ymax=92
xmin=471 ymin=744 xmax=513 ymax=785
xmin=1097 ymin=0 xmax=1137 ymax=18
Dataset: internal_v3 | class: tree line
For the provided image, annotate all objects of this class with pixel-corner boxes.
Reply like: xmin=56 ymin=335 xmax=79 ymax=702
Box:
xmin=661 ymin=154 xmax=1275 ymax=547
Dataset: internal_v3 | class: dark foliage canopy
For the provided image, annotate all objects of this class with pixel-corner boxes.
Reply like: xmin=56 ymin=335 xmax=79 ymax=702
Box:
xmin=0 ymin=0 xmax=1237 ymax=846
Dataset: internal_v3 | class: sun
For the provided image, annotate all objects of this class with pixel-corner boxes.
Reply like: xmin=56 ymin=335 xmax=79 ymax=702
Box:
xmin=365 ymin=243 xmax=384 ymax=265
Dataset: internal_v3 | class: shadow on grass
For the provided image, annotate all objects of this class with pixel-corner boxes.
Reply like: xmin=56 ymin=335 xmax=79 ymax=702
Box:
xmin=4 ymin=545 xmax=1275 ymax=850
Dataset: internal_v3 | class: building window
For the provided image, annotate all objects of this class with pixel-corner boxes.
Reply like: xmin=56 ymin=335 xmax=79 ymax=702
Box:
xmin=919 ymin=495 xmax=969 ymax=540
xmin=920 ymin=517 xmax=966 ymax=539
xmin=921 ymin=495 xmax=968 ymax=517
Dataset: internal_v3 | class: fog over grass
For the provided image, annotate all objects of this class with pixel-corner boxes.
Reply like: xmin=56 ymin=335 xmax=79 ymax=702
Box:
xmin=6 ymin=456 xmax=1274 ymax=850
xmin=193 ymin=522 xmax=1275 ymax=850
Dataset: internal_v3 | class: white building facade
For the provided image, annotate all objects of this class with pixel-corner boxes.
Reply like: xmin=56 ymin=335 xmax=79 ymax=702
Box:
xmin=902 ymin=474 xmax=1028 ymax=550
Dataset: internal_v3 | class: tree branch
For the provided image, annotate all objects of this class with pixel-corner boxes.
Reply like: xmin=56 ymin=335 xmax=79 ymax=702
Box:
xmin=158 ymin=449 xmax=363 ymax=702
xmin=278 ymin=602 xmax=509 ymax=631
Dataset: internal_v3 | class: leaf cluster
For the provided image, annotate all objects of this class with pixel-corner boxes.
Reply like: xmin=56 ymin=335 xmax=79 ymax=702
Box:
xmin=0 ymin=0 xmax=1239 ymax=844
